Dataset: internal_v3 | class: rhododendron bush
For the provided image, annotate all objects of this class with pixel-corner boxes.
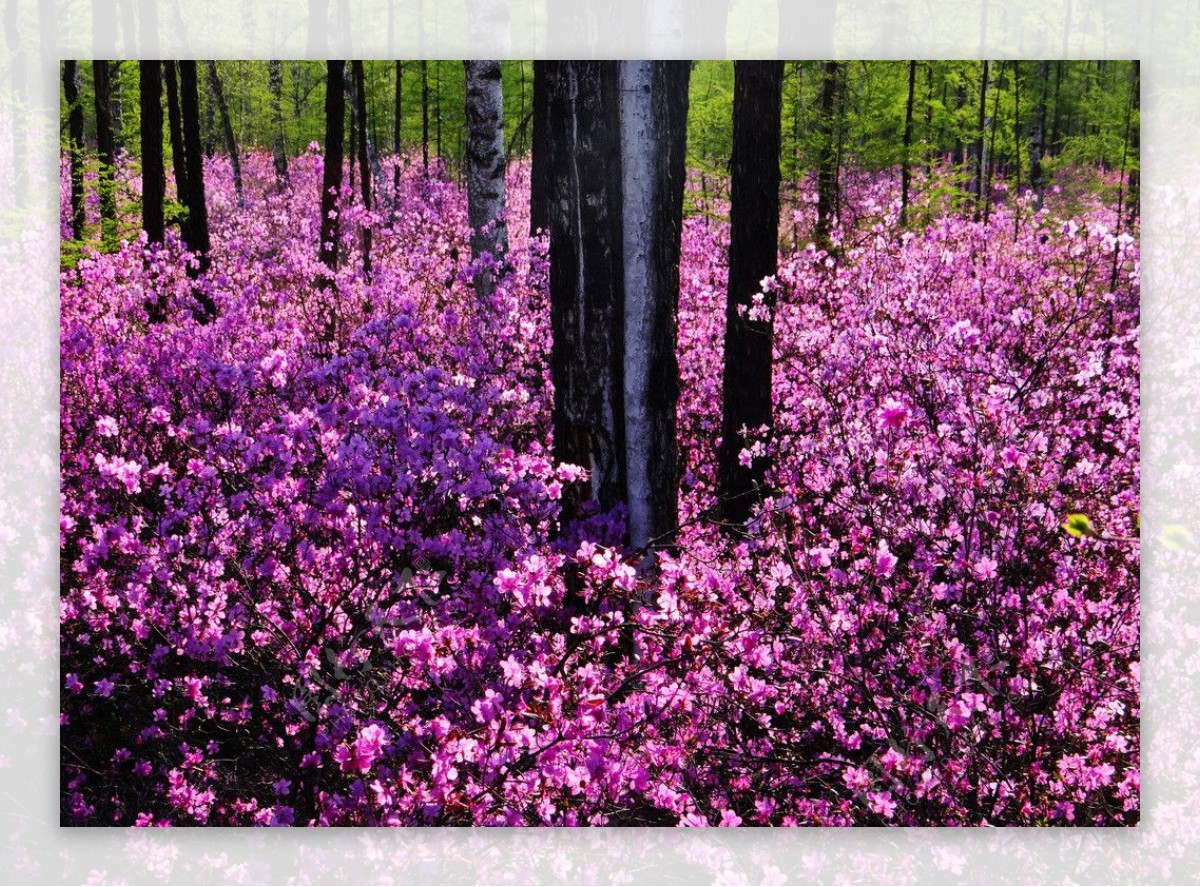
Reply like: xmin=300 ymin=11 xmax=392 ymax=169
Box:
xmin=61 ymin=150 xmax=1138 ymax=826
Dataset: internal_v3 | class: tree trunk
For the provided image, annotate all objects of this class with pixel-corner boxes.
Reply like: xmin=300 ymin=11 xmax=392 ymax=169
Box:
xmin=815 ymin=60 xmax=841 ymax=249
xmin=974 ymin=59 xmax=989 ymax=222
xmin=63 ymin=60 xmax=86 ymax=241
xmin=900 ymin=59 xmax=916 ymax=226
xmin=543 ymin=61 xmax=626 ymax=514
xmin=1029 ymin=59 xmax=1049 ymax=209
xmin=351 ymin=60 xmax=373 ymax=279
xmin=984 ymin=60 xmax=1000 ymax=224
xmin=269 ymin=60 xmax=289 ymax=184
xmin=719 ymin=61 xmax=784 ymax=527
xmin=464 ymin=60 xmax=508 ymax=299
xmin=93 ymin=60 xmax=119 ymax=250
xmin=139 ymin=61 xmax=165 ymax=246
xmin=393 ymin=60 xmax=403 ymax=197
xmin=530 ymin=63 xmax=551 ymax=236
xmin=319 ymin=60 xmax=347 ymax=287
xmin=619 ymin=60 xmax=690 ymax=552
xmin=206 ymin=61 xmax=244 ymax=207
xmin=178 ymin=60 xmax=216 ymax=319
xmin=164 ymin=61 xmax=189 ymax=239
xmin=421 ymin=59 xmax=430 ymax=172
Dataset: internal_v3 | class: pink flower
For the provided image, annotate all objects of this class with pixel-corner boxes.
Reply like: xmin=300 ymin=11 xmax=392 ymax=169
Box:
xmin=878 ymin=397 xmax=910 ymax=430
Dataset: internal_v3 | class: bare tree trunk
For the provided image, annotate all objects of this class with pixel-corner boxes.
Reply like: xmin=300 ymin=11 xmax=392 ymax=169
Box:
xmin=178 ymin=61 xmax=216 ymax=319
xmin=1126 ymin=60 xmax=1139 ymax=226
xmin=139 ymin=61 xmax=165 ymax=246
xmin=620 ymin=60 xmax=690 ymax=552
xmin=974 ymin=59 xmax=989 ymax=222
xmin=393 ymin=60 xmax=403 ymax=198
xmin=530 ymin=63 xmax=551 ymax=235
xmin=421 ymin=59 xmax=430 ymax=172
xmin=163 ymin=62 xmax=189 ymax=239
xmin=93 ymin=60 xmax=119 ymax=250
xmin=319 ymin=61 xmax=346 ymax=287
xmin=269 ymin=60 xmax=289 ymax=184
xmin=63 ymin=61 xmax=86 ymax=241
xmin=465 ymin=60 xmax=508 ymax=299
xmin=543 ymin=61 xmax=627 ymax=515
xmin=352 ymin=60 xmax=373 ymax=279
xmin=719 ymin=61 xmax=784 ymax=527
xmin=1029 ymin=59 xmax=1049 ymax=209
xmin=900 ymin=59 xmax=916 ymax=226
xmin=206 ymin=61 xmax=244 ymax=207
xmin=815 ymin=60 xmax=841 ymax=249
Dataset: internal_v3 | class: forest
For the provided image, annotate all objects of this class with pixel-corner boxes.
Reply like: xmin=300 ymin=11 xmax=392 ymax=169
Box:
xmin=60 ymin=59 xmax=1139 ymax=827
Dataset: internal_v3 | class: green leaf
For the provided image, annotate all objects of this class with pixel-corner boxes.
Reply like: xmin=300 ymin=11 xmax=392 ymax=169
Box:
xmin=1063 ymin=513 xmax=1096 ymax=538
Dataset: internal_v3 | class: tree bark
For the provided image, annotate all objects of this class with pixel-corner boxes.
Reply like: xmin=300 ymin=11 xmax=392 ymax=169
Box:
xmin=1029 ymin=59 xmax=1049 ymax=209
xmin=464 ymin=60 xmax=508 ymax=299
xmin=421 ymin=59 xmax=430 ymax=172
xmin=206 ymin=61 xmax=243 ymax=207
xmin=815 ymin=60 xmax=841 ymax=249
xmin=139 ymin=61 xmax=165 ymax=246
xmin=719 ymin=61 xmax=784 ymax=527
xmin=163 ymin=61 xmax=189 ymax=239
xmin=543 ymin=61 xmax=627 ymax=514
xmin=530 ymin=63 xmax=551 ymax=236
xmin=974 ymin=59 xmax=989 ymax=222
xmin=393 ymin=60 xmax=403 ymax=197
xmin=319 ymin=60 xmax=347 ymax=286
xmin=900 ymin=59 xmax=916 ymax=226
xmin=351 ymin=60 xmax=373 ymax=278
xmin=178 ymin=60 xmax=216 ymax=318
xmin=1126 ymin=60 xmax=1139 ymax=226
xmin=619 ymin=60 xmax=690 ymax=551
xmin=63 ymin=61 xmax=86 ymax=241
xmin=269 ymin=60 xmax=289 ymax=184
xmin=93 ymin=60 xmax=119 ymax=250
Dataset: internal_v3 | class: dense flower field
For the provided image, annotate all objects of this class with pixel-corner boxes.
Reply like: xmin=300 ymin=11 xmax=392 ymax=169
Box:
xmin=60 ymin=150 xmax=1139 ymax=826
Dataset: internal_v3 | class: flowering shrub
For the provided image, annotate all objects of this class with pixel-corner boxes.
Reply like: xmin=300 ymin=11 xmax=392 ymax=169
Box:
xmin=61 ymin=150 xmax=1138 ymax=826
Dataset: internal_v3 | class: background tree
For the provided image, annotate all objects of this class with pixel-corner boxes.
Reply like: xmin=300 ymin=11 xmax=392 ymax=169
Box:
xmin=139 ymin=61 xmax=165 ymax=247
xmin=92 ymin=60 xmax=118 ymax=250
xmin=815 ymin=60 xmax=842 ymax=249
xmin=718 ymin=61 xmax=784 ymax=526
xmin=351 ymin=60 xmax=373 ymax=279
xmin=269 ymin=60 xmax=289 ymax=184
xmin=318 ymin=60 xmax=346 ymax=287
xmin=464 ymin=60 xmax=508 ymax=299
xmin=164 ymin=62 xmax=189 ymax=242
xmin=207 ymin=60 xmax=244 ymax=207
xmin=619 ymin=60 xmax=691 ymax=552
xmin=62 ymin=60 xmax=86 ymax=242
xmin=900 ymin=59 xmax=916 ymax=226
xmin=178 ymin=60 xmax=216 ymax=318
xmin=393 ymin=60 xmax=403 ymax=198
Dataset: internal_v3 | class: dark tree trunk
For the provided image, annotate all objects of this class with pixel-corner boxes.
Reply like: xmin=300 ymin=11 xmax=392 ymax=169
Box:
xmin=178 ymin=60 xmax=216 ymax=318
xmin=92 ymin=60 xmax=119 ymax=250
xmin=815 ymin=60 xmax=841 ymax=249
xmin=269 ymin=60 xmax=289 ymax=184
xmin=394 ymin=60 xmax=403 ymax=197
xmin=718 ymin=61 xmax=784 ymax=527
xmin=352 ymin=60 xmax=373 ymax=279
xmin=529 ymin=62 xmax=551 ymax=236
xmin=1029 ymin=59 xmax=1049 ymax=208
xmin=164 ymin=61 xmax=189 ymax=239
xmin=319 ymin=60 xmax=347 ymax=285
xmin=464 ymin=60 xmax=508 ymax=299
xmin=900 ymin=59 xmax=916 ymax=226
xmin=1050 ymin=60 xmax=1063 ymax=155
xmin=421 ymin=59 xmax=430 ymax=171
xmin=543 ymin=61 xmax=627 ymax=515
xmin=63 ymin=61 xmax=86 ymax=241
xmin=620 ymin=60 xmax=691 ymax=551
xmin=974 ymin=59 xmax=989 ymax=222
xmin=984 ymin=60 xmax=1000 ymax=224
xmin=923 ymin=61 xmax=934 ymax=178
xmin=139 ymin=61 xmax=165 ymax=246
xmin=206 ymin=61 xmax=244 ymax=207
